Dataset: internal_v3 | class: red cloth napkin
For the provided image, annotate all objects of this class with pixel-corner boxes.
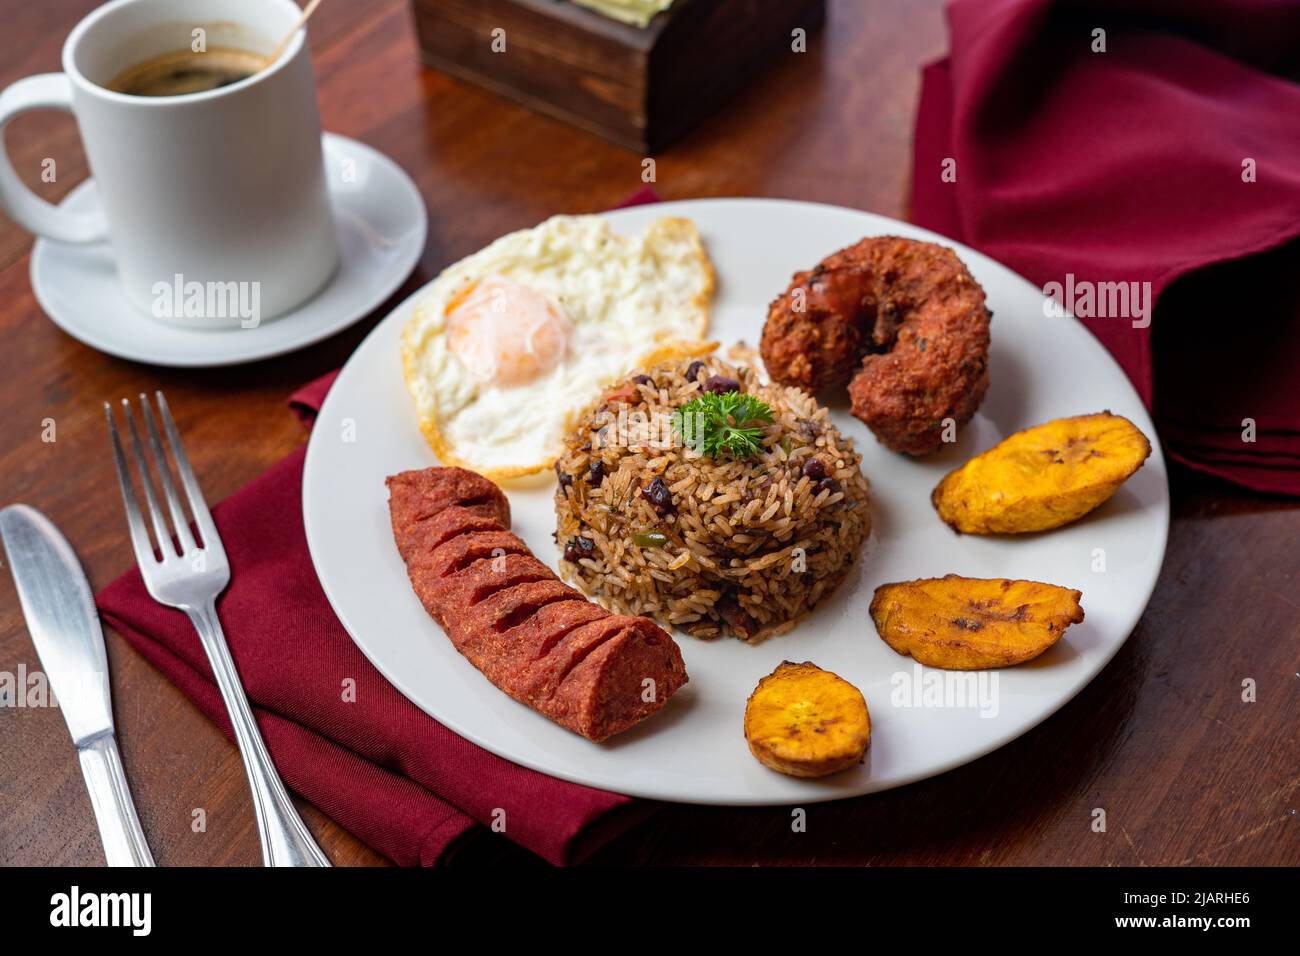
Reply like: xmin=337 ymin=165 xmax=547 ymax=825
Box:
xmin=97 ymin=381 xmax=656 ymax=865
xmin=96 ymin=188 xmax=665 ymax=866
xmin=912 ymin=0 xmax=1300 ymax=495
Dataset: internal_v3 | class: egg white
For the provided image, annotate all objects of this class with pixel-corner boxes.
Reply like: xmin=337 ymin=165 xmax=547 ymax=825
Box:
xmin=401 ymin=215 xmax=714 ymax=478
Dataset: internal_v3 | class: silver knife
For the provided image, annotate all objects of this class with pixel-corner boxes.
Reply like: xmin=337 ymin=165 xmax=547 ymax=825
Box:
xmin=0 ymin=504 xmax=155 ymax=867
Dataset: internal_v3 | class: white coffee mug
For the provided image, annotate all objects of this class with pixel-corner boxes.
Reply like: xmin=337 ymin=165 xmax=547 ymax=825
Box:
xmin=0 ymin=0 xmax=339 ymax=327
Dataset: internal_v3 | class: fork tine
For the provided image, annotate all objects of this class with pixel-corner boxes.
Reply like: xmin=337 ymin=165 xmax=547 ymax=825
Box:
xmin=105 ymin=402 xmax=161 ymax=568
xmin=155 ymin=391 xmax=221 ymax=553
xmin=138 ymin=394 xmax=196 ymax=557
xmin=122 ymin=398 xmax=176 ymax=558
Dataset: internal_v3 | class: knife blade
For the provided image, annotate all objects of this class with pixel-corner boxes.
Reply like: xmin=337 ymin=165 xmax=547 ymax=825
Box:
xmin=0 ymin=504 xmax=155 ymax=866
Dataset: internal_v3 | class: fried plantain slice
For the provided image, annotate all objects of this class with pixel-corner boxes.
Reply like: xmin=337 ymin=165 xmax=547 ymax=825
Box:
xmin=744 ymin=661 xmax=870 ymax=778
xmin=870 ymin=575 xmax=1084 ymax=670
xmin=932 ymin=412 xmax=1151 ymax=534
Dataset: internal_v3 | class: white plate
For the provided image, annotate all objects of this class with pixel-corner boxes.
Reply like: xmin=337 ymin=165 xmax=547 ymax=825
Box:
xmin=30 ymin=133 xmax=426 ymax=368
xmin=303 ymin=198 xmax=1169 ymax=806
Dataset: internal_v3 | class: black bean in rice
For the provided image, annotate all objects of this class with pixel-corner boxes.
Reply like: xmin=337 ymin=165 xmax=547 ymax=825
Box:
xmin=553 ymin=357 xmax=871 ymax=641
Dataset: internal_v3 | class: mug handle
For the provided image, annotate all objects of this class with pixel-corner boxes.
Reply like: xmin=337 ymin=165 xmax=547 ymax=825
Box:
xmin=0 ymin=74 xmax=108 ymax=243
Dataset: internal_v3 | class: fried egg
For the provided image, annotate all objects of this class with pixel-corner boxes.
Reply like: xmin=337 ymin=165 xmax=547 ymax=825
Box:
xmin=401 ymin=215 xmax=714 ymax=478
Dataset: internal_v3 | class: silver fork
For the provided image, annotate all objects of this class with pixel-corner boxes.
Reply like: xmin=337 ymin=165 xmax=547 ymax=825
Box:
xmin=105 ymin=391 xmax=330 ymax=867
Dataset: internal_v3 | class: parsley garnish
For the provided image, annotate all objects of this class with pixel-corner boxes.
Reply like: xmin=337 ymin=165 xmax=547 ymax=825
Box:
xmin=673 ymin=391 xmax=774 ymax=458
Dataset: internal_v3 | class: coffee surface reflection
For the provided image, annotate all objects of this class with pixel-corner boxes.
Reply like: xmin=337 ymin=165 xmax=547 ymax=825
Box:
xmin=107 ymin=47 xmax=265 ymax=97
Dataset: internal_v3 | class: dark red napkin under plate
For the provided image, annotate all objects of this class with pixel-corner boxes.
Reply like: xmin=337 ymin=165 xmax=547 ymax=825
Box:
xmin=96 ymin=188 xmax=665 ymax=866
xmin=97 ymin=380 xmax=657 ymax=866
xmin=913 ymin=0 xmax=1300 ymax=495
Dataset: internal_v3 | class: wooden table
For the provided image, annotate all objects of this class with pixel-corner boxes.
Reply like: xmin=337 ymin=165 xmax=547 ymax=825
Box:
xmin=1 ymin=0 xmax=1296 ymax=868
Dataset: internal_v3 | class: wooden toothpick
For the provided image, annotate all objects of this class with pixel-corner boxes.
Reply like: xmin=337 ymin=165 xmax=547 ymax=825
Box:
xmin=265 ymin=0 xmax=324 ymax=68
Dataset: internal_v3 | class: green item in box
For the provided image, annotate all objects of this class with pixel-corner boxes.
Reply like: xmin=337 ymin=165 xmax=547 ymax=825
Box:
xmin=570 ymin=0 xmax=675 ymax=29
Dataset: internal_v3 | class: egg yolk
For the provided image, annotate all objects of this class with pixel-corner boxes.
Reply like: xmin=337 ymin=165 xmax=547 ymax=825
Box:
xmin=445 ymin=277 xmax=571 ymax=386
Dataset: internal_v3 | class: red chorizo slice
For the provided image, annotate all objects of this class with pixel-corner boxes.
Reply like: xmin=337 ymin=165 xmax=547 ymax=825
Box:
xmin=549 ymin=617 xmax=689 ymax=741
xmin=404 ymin=563 xmax=449 ymax=628
xmin=497 ymin=599 xmax=611 ymax=668
xmin=387 ymin=475 xmax=505 ymax=564
xmin=458 ymin=600 xmax=610 ymax=689
xmin=515 ymin=615 xmax=632 ymax=704
xmin=477 ymin=602 xmax=619 ymax=713
xmin=386 ymin=467 xmax=510 ymax=527
xmin=460 ymin=579 xmax=586 ymax=664
xmin=468 ymin=578 xmax=587 ymax=636
xmin=428 ymin=552 xmax=555 ymax=611
xmin=399 ymin=506 xmax=505 ymax=562
xmin=423 ymin=530 xmax=529 ymax=580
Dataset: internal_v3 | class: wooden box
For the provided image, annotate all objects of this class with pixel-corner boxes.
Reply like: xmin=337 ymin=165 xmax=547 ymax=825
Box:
xmin=411 ymin=0 xmax=827 ymax=153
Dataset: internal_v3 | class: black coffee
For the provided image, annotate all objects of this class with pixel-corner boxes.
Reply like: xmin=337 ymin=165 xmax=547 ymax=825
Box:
xmin=107 ymin=47 xmax=265 ymax=97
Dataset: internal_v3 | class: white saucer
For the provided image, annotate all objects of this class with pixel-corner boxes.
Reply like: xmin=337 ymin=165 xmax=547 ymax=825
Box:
xmin=30 ymin=133 xmax=427 ymax=367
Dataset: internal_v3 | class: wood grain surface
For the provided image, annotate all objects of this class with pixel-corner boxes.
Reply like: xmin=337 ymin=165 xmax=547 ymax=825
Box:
xmin=412 ymin=0 xmax=827 ymax=152
xmin=0 ymin=0 xmax=1296 ymax=868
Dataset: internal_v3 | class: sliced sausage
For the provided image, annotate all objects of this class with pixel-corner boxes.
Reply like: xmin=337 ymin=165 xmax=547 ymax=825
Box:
xmin=386 ymin=467 xmax=688 ymax=741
